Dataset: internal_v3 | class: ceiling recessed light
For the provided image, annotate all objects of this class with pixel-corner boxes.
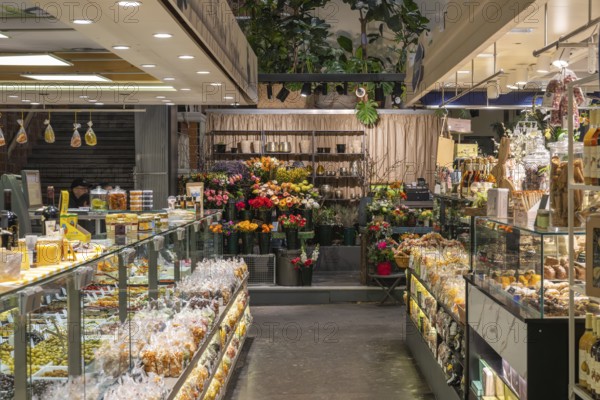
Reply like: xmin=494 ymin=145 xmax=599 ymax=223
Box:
xmin=30 ymin=102 xmax=40 ymax=105
xmin=117 ymin=1 xmax=142 ymax=6
xmin=161 ymin=99 xmax=171 ymax=102
xmin=196 ymin=71 xmax=210 ymax=74
xmin=0 ymin=54 xmax=71 ymax=66
xmin=180 ymin=88 xmax=191 ymax=91
xmin=21 ymin=99 xmax=31 ymax=103
xmin=141 ymin=64 xmax=156 ymax=68
xmin=21 ymin=74 xmax=111 ymax=82
xmin=153 ymin=33 xmax=172 ymax=38
xmin=156 ymin=96 xmax=166 ymax=99
xmin=230 ymin=103 xmax=239 ymax=106
xmin=88 ymin=99 xmax=98 ymax=102
xmin=8 ymin=95 xmax=18 ymax=98
xmin=477 ymin=53 xmax=494 ymax=58
xmin=95 ymin=102 xmax=104 ymax=105
xmin=457 ymin=70 xmax=470 ymax=74
xmin=112 ymin=45 xmax=130 ymax=50
xmin=510 ymin=27 xmax=534 ymax=34
xmin=79 ymin=95 xmax=89 ymax=99
xmin=166 ymin=103 xmax=175 ymax=106
xmin=0 ymin=33 xmax=8 ymax=39
xmin=178 ymin=55 xmax=194 ymax=60
xmin=163 ymin=77 xmax=175 ymax=81
xmin=210 ymin=83 xmax=222 ymax=86
xmin=72 ymin=19 xmax=93 ymax=24
xmin=223 ymin=96 xmax=234 ymax=100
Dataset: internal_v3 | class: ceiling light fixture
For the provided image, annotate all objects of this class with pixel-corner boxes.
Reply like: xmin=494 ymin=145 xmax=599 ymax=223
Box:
xmin=72 ymin=19 xmax=93 ymax=24
xmin=276 ymin=85 xmax=290 ymax=102
xmin=8 ymin=95 xmax=18 ymax=98
xmin=79 ymin=95 xmax=89 ymax=99
xmin=21 ymin=74 xmax=112 ymax=82
xmin=515 ymin=68 xmax=528 ymax=85
xmin=301 ymin=82 xmax=312 ymax=97
xmin=112 ymin=45 xmax=130 ymax=50
xmin=117 ymin=1 xmax=142 ymax=6
xmin=153 ymin=33 xmax=172 ymax=38
xmin=21 ymin=99 xmax=31 ymax=103
xmin=166 ymin=103 xmax=175 ymax=106
xmin=161 ymin=99 xmax=171 ymax=102
xmin=156 ymin=96 xmax=166 ymax=99
xmin=88 ymin=99 xmax=98 ymax=102
xmin=509 ymin=27 xmax=534 ymax=33
xmin=0 ymin=54 xmax=71 ymax=66
xmin=95 ymin=102 xmax=104 ymax=106
xmin=178 ymin=55 xmax=194 ymax=60
xmin=141 ymin=64 xmax=156 ymax=68
xmin=477 ymin=53 xmax=494 ymax=58
xmin=487 ymin=81 xmax=500 ymax=99
xmin=196 ymin=71 xmax=210 ymax=74
xmin=163 ymin=77 xmax=175 ymax=81
xmin=0 ymin=33 xmax=9 ymax=39
xmin=210 ymin=83 xmax=222 ymax=86
xmin=180 ymin=88 xmax=191 ymax=91
xmin=457 ymin=70 xmax=470 ymax=74
xmin=224 ymin=96 xmax=234 ymax=100
xmin=30 ymin=102 xmax=40 ymax=105
xmin=267 ymin=83 xmax=273 ymax=100
xmin=536 ymin=54 xmax=551 ymax=73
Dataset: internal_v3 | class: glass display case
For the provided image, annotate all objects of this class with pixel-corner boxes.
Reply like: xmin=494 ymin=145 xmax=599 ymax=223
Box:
xmin=433 ymin=194 xmax=474 ymax=257
xmin=0 ymin=210 xmax=253 ymax=400
xmin=472 ymin=217 xmax=587 ymax=319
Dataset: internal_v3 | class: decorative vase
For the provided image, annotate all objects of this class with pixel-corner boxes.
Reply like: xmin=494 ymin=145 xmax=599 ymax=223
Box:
xmin=240 ymin=232 xmax=255 ymax=254
xmin=257 ymin=209 xmax=273 ymax=224
xmin=226 ymin=232 xmax=239 ymax=255
xmin=275 ymin=248 xmax=302 ymax=286
xmin=376 ymin=261 xmax=392 ymax=276
xmin=299 ymin=267 xmax=313 ymax=286
xmin=225 ymin=201 xmax=236 ymax=221
xmin=317 ymin=224 xmax=333 ymax=246
xmin=423 ymin=219 xmax=430 ymax=227
xmin=285 ymin=228 xmax=300 ymax=250
xmin=301 ymin=209 xmax=313 ymax=231
xmin=258 ymin=232 xmax=272 ymax=254
xmin=239 ymin=210 xmax=252 ymax=221
xmin=343 ymin=227 xmax=356 ymax=246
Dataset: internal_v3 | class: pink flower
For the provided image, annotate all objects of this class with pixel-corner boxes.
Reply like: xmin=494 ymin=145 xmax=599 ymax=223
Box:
xmin=223 ymin=195 xmax=229 ymax=201
xmin=216 ymin=195 xmax=223 ymax=201
xmin=377 ymin=241 xmax=387 ymax=250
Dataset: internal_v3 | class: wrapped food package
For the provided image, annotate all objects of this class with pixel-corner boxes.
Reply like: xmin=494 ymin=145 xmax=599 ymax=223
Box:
xmin=15 ymin=119 xmax=27 ymax=144
xmin=71 ymin=123 xmax=82 ymax=148
xmin=0 ymin=127 xmax=6 ymax=147
xmin=85 ymin=120 xmax=97 ymax=146
xmin=44 ymin=119 xmax=55 ymax=143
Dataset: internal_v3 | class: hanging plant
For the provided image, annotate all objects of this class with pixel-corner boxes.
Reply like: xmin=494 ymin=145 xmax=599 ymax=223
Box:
xmin=85 ymin=119 xmax=97 ymax=146
xmin=44 ymin=115 xmax=55 ymax=144
xmin=356 ymin=99 xmax=379 ymax=127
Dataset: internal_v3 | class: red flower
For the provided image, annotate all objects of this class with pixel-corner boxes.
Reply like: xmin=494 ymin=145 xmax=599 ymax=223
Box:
xmin=304 ymin=259 xmax=313 ymax=267
xmin=235 ymin=201 xmax=246 ymax=211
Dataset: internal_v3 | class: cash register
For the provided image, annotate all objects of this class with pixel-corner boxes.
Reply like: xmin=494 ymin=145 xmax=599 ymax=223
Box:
xmin=404 ymin=178 xmax=431 ymax=201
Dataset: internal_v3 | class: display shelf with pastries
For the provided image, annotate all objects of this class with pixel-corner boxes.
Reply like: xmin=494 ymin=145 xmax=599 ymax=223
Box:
xmin=466 ymin=218 xmax=587 ymax=400
xmin=432 ymin=194 xmax=475 ymax=256
xmin=472 ymin=217 xmax=591 ymax=319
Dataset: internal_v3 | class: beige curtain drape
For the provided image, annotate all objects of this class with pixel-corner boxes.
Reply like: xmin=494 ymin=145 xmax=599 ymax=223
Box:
xmin=206 ymin=112 xmax=441 ymax=189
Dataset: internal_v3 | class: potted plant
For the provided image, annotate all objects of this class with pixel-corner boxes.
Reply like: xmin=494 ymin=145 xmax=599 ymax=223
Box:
xmin=236 ymin=200 xmax=251 ymax=221
xmin=291 ymin=245 xmax=320 ymax=286
xmin=367 ymin=199 xmax=392 ymax=222
xmin=334 ymin=204 xmax=358 ymax=245
xmin=278 ymin=214 xmax=306 ymax=250
xmin=419 ymin=210 xmax=433 ymax=227
xmin=248 ymin=196 xmax=274 ymax=224
xmin=368 ymin=239 xmax=395 ymax=276
xmin=236 ymin=220 xmax=258 ymax=254
xmin=313 ymin=206 xmax=338 ymax=246
xmin=258 ymin=223 xmax=274 ymax=254
xmin=367 ymin=220 xmax=392 ymax=241
xmin=222 ymin=221 xmax=238 ymax=255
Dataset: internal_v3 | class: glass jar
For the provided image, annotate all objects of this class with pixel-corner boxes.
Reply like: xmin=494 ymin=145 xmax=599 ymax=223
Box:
xmin=521 ymin=136 xmax=550 ymax=191
xmin=90 ymin=186 xmax=108 ymax=211
xmin=108 ymin=186 xmax=127 ymax=210
xmin=548 ymin=138 xmax=584 ymax=227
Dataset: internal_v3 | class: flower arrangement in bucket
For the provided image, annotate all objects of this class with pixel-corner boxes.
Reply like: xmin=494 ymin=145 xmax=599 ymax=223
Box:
xmin=204 ymin=188 xmax=230 ymax=209
xmin=236 ymin=220 xmax=259 ymax=254
xmin=248 ymin=196 xmax=274 ymax=223
xmin=367 ymin=220 xmax=392 ymax=240
xmin=278 ymin=214 xmax=306 ymax=250
xmin=291 ymin=245 xmax=320 ymax=286
xmin=258 ymin=223 xmax=275 ymax=254
xmin=368 ymin=239 xmax=396 ymax=275
xmin=419 ymin=210 xmax=433 ymax=227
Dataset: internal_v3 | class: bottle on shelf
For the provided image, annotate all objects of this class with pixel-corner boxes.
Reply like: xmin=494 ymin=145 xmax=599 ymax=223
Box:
xmin=580 ymin=313 xmax=594 ymax=389
xmin=41 ymin=186 xmax=59 ymax=235
xmin=0 ymin=189 xmax=18 ymax=250
xmin=590 ymin=318 xmax=600 ymax=394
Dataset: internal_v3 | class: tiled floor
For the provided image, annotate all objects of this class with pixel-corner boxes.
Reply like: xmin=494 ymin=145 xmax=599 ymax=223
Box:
xmin=224 ymin=304 xmax=435 ymax=400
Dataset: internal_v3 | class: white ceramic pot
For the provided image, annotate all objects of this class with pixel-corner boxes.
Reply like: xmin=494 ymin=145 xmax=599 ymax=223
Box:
xmin=299 ymin=140 xmax=311 ymax=153
xmin=252 ymin=140 xmax=262 ymax=153
xmin=240 ymin=141 xmax=252 ymax=154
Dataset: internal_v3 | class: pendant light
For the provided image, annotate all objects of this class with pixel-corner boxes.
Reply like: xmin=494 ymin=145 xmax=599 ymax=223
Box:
xmin=552 ymin=49 xmax=569 ymax=68
xmin=487 ymin=81 xmax=500 ymax=99
xmin=515 ymin=68 xmax=529 ymax=86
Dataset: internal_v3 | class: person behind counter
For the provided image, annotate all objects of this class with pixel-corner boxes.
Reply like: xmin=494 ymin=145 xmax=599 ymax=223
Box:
xmin=69 ymin=178 xmax=90 ymax=208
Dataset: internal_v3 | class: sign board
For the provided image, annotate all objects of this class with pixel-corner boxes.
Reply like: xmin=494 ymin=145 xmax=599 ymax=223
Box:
xmin=447 ymin=118 xmax=472 ymax=133
xmin=436 ymin=136 xmax=455 ymax=168
xmin=455 ymin=143 xmax=478 ymax=159
xmin=21 ymin=170 xmax=42 ymax=210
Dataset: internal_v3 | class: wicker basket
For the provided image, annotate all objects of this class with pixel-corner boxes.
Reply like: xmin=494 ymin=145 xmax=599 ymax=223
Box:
xmin=394 ymin=254 xmax=410 ymax=269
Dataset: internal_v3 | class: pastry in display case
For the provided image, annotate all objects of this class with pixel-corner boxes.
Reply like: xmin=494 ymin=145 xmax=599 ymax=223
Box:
xmin=473 ymin=217 xmax=590 ymax=318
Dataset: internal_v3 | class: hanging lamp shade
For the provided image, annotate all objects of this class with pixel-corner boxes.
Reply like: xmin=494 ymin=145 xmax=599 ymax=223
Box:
xmin=536 ymin=54 xmax=551 ymax=73
xmin=487 ymin=81 xmax=500 ymax=99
